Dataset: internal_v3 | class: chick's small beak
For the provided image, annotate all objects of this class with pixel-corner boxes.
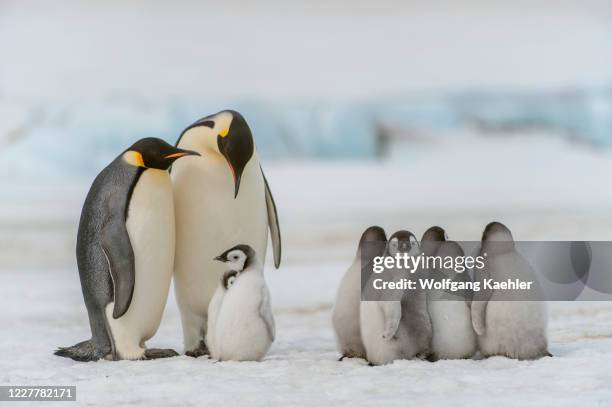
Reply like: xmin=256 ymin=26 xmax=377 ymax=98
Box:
xmin=213 ymin=255 xmax=225 ymax=262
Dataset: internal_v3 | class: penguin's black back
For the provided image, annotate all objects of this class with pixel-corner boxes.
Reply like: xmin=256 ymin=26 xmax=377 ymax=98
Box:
xmin=75 ymin=156 xmax=143 ymax=340
xmin=77 ymin=156 xmax=142 ymax=253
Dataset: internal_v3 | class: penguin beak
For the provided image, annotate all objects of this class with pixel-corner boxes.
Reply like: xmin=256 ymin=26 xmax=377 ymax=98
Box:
xmin=214 ymin=255 xmax=225 ymax=262
xmin=164 ymin=149 xmax=200 ymax=160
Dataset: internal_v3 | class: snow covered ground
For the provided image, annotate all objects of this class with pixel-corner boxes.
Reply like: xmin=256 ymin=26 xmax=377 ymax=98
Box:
xmin=1 ymin=135 xmax=612 ymax=406
xmin=2 ymin=271 xmax=612 ymax=407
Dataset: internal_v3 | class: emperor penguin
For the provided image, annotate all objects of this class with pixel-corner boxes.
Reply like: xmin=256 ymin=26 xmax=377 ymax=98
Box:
xmin=471 ymin=222 xmax=551 ymax=360
xmin=360 ymin=231 xmax=432 ymax=365
xmin=332 ymin=226 xmax=387 ymax=361
xmin=172 ymin=110 xmax=281 ymax=356
xmin=55 ymin=138 xmax=199 ymax=361
xmin=207 ymin=245 xmax=275 ymax=361
xmin=424 ymin=236 xmax=477 ymax=361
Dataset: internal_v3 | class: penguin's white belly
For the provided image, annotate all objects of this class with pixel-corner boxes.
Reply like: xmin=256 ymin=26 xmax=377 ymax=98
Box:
xmin=478 ymin=254 xmax=549 ymax=359
xmin=428 ymin=300 xmax=476 ymax=359
xmin=172 ymin=156 xmax=268 ymax=350
xmin=478 ymin=300 xmax=548 ymax=359
xmin=106 ymin=169 xmax=175 ymax=360
xmin=205 ymin=286 xmax=225 ymax=356
xmin=212 ymin=273 xmax=272 ymax=361
xmin=332 ymin=263 xmax=366 ymax=358
xmin=360 ymin=301 xmax=402 ymax=365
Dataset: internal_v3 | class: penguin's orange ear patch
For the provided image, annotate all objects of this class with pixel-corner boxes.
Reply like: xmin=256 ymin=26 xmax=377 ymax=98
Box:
xmin=123 ymin=150 xmax=146 ymax=167
xmin=219 ymin=127 xmax=229 ymax=138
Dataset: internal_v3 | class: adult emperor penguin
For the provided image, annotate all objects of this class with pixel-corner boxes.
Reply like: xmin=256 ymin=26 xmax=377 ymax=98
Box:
xmin=424 ymin=238 xmax=477 ymax=361
xmin=332 ymin=225 xmax=387 ymax=361
xmin=172 ymin=110 xmax=281 ymax=356
xmin=360 ymin=231 xmax=432 ymax=365
xmin=207 ymin=245 xmax=275 ymax=361
xmin=471 ymin=222 xmax=551 ymax=360
xmin=55 ymin=138 xmax=198 ymax=361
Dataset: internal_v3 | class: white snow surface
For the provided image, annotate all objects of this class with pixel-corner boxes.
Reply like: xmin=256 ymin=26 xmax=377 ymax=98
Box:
xmin=2 ymin=273 xmax=612 ymax=407
xmin=1 ymin=136 xmax=612 ymax=406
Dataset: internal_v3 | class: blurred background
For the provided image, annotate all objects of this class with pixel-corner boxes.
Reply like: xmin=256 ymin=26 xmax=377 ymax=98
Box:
xmin=1 ymin=0 xmax=612 ymax=307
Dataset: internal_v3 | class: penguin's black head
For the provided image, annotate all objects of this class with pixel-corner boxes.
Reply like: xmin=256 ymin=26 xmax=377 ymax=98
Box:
xmin=481 ymin=221 xmax=515 ymax=254
xmin=358 ymin=226 xmax=387 ymax=246
xmin=357 ymin=225 xmax=387 ymax=257
xmin=420 ymin=226 xmax=447 ymax=256
xmin=214 ymin=244 xmax=257 ymax=272
xmin=421 ymin=226 xmax=446 ymax=243
xmin=386 ymin=230 xmax=419 ymax=255
xmin=177 ymin=110 xmax=254 ymax=198
xmin=123 ymin=137 xmax=199 ymax=170
xmin=481 ymin=221 xmax=513 ymax=242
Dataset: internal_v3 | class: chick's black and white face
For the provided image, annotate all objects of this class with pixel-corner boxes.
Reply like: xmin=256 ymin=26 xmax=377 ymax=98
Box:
xmin=387 ymin=233 xmax=419 ymax=256
xmin=225 ymin=249 xmax=248 ymax=272
xmin=214 ymin=244 xmax=256 ymax=272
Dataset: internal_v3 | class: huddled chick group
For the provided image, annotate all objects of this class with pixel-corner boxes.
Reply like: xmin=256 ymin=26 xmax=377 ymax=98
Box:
xmin=332 ymin=222 xmax=551 ymax=365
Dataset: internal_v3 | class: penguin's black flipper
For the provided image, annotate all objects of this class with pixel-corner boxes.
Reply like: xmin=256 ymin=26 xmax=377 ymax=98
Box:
xmin=471 ymin=262 xmax=493 ymax=336
xmin=100 ymin=219 xmax=136 ymax=319
xmin=261 ymin=167 xmax=282 ymax=268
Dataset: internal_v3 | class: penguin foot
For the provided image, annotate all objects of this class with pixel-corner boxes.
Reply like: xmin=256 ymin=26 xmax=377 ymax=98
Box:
xmin=144 ymin=348 xmax=179 ymax=360
xmin=338 ymin=355 xmax=346 ymax=362
xmin=425 ymin=353 xmax=439 ymax=363
xmin=54 ymin=340 xmax=109 ymax=362
xmin=185 ymin=341 xmax=209 ymax=358
xmin=545 ymin=351 xmax=553 ymax=357
xmin=416 ymin=351 xmax=433 ymax=361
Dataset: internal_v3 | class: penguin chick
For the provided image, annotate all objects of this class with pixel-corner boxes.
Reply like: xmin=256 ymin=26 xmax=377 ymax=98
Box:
xmin=425 ymin=239 xmax=477 ymax=361
xmin=332 ymin=226 xmax=387 ymax=361
xmin=472 ymin=222 xmax=551 ymax=360
xmin=206 ymin=269 xmax=239 ymax=356
xmin=208 ymin=245 xmax=275 ymax=361
xmin=360 ymin=231 xmax=432 ymax=365
xmin=421 ymin=226 xmax=447 ymax=257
